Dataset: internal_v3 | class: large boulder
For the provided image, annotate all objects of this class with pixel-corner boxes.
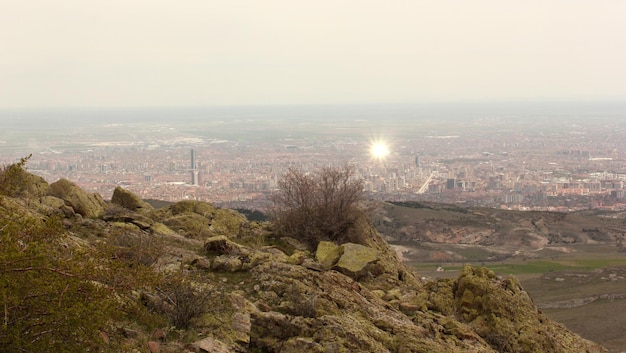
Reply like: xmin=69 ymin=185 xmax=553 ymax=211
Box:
xmin=315 ymin=241 xmax=343 ymax=270
xmin=47 ymin=179 xmax=105 ymax=218
xmin=334 ymin=243 xmax=379 ymax=279
xmin=111 ymin=186 xmax=153 ymax=212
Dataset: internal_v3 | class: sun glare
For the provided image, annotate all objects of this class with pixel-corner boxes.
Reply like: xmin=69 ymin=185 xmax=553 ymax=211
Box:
xmin=370 ymin=141 xmax=390 ymax=160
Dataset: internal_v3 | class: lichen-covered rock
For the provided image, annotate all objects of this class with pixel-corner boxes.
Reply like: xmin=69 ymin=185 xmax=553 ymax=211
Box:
xmin=212 ymin=209 xmax=246 ymax=234
xmin=159 ymin=202 xmax=247 ymax=239
xmin=249 ymin=261 xmax=496 ymax=353
xmin=39 ymin=195 xmax=65 ymax=210
xmin=334 ymin=243 xmax=379 ymax=279
xmin=315 ymin=241 xmax=343 ymax=270
xmin=449 ymin=265 xmax=605 ymax=353
xmin=188 ymin=337 xmax=233 ymax=353
xmin=212 ymin=255 xmax=243 ymax=272
xmin=150 ymin=222 xmax=177 ymax=235
xmin=205 ymin=235 xmax=249 ymax=256
xmin=170 ymin=200 xmax=217 ymax=216
xmin=111 ymin=186 xmax=153 ymax=212
xmin=47 ymin=178 xmax=105 ymax=218
xmin=163 ymin=213 xmax=212 ymax=238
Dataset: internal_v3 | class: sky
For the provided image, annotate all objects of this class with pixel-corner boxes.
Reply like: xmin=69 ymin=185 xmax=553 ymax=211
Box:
xmin=1 ymin=1 xmax=625 ymax=108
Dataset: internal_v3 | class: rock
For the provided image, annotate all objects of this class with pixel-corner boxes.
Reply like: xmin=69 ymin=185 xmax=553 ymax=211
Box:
xmin=39 ymin=195 xmax=65 ymax=209
xmin=204 ymin=235 xmax=249 ymax=256
xmin=170 ymin=200 xmax=216 ymax=216
xmin=163 ymin=213 xmax=213 ymax=238
xmin=334 ymin=243 xmax=379 ymax=279
xmin=190 ymin=257 xmax=211 ymax=270
xmin=231 ymin=312 xmax=251 ymax=344
xmin=111 ymin=186 xmax=153 ymax=212
xmin=449 ymin=265 xmax=605 ymax=353
xmin=287 ymin=250 xmax=307 ymax=265
xmin=48 ymin=178 xmax=105 ymax=218
xmin=211 ymin=255 xmax=243 ymax=272
xmin=211 ymin=208 xmax=248 ymax=238
xmin=315 ymin=241 xmax=343 ymax=270
xmin=147 ymin=341 xmax=160 ymax=353
xmin=150 ymin=222 xmax=177 ymax=235
xmin=121 ymin=327 xmax=138 ymax=338
xmin=151 ymin=329 xmax=167 ymax=341
xmin=188 ymin=337 xmax=232 ymax=353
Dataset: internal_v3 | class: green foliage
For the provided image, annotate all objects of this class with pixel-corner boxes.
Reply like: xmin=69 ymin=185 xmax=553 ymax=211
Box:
xmin=270 ymin=165 xmax=366 ymax=249
xmin=0 ymin=196 xmax=161 ymax=352
xmin=0 ymin=154 xmax=32 ymax=197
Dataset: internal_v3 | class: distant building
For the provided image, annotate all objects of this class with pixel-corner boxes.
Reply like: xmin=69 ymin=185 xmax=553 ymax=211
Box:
xmin=191 ymin=149 xmax=199 ymax=186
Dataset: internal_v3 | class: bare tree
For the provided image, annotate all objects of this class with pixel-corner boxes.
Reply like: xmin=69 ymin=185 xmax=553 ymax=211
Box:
xmin=270 ymin=165 xmax=365 ymax=249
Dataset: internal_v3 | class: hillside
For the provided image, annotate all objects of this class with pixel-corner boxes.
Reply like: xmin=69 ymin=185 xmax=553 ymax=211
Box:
xmin=372 ymin=201 xmax=625 ymax=263
xmin=0 ymin=165 xmax=607 ymax=352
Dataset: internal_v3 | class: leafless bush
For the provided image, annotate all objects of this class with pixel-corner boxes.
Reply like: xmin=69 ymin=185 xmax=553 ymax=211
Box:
xmin=147 ymin=273 xmax=212 ymax=329
xmin=269 ymin=165 xmax=366 ymax=249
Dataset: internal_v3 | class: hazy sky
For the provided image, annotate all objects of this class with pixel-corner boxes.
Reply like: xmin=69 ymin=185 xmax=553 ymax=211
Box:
xmin=1 ymin=1 xmax=625 ymax=108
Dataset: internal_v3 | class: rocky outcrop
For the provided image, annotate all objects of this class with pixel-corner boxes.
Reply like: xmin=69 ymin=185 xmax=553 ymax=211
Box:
xmin=111 ymin=186 xmax=153 ymax=212
xmin=156 ymin=200 xmax=248 ymax=239
xmin=334 ymin=242 xmax=379 ymax=279
xmin=47 ymin=179 xmax=105 ymax=218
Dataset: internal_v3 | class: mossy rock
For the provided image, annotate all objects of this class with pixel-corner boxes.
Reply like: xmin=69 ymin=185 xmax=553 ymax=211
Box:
xmin=334 ymin=243 xmax=379 ymax=279
xmin=150 ymin=222 xmax=177 ymax=235
xmin=47 ymin=178 xmax=105 ymax=218
xmin=315 ymin=241 xmax=343 ymax=270
xmin=163 ymin=213 xmax=211 ymax=238
xmin=211 ymin=209 xmax=247 ymax=238
xmin=111 ymin=186 xmax=153 ymax=212
xmin=170 ymin=200 xmax=216 ymax=217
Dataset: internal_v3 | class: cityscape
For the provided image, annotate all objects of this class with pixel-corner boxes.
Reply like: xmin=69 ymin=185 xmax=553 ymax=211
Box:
xmin=1 ymin=102 xmax=626 ymax=212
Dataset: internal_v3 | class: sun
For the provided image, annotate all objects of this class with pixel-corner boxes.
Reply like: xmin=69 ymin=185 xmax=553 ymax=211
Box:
xmin=370 ymin=141 xmax=390 ymax=160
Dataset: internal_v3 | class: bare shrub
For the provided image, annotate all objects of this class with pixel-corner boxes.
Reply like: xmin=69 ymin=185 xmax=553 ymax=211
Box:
xmin=269 ymin=165 xmax=365 ymax=249
xmin=147 ymin=273 xmax=212 ymax=329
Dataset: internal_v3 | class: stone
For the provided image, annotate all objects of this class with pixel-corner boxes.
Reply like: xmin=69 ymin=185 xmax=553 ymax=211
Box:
xmin=111 ymin=186 xmax=153 ymax=212
xmin=315 ymin=241 xmax=343 ymax=270
xmin=39 ymin=195 xmax=65 ymax=210
xmin=147 ymin=341 xmax=160 ymax=353
xmin=151 ymin=328 xmax=167 ymax=341
xmin=211 ymin=255 xmax=243 ymax=272
xmin=150 ymin=222 xmax=177 ymax=235
xmin=205 ymin=235 xmax=249 ymax=256
xmin=188 ymin=337 xmax=232 ymax=353
xmin=48 ymin=178 xmax=105 ymax=218
xmin=231 ymin=312 xmax=251 ymax=344
xmin=334 ymin=243 xmax=379 ymax=278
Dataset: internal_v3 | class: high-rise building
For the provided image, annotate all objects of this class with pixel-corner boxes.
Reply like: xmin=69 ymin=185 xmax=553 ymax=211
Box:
xmin=191 ymin=149 xmax=199 ymax=186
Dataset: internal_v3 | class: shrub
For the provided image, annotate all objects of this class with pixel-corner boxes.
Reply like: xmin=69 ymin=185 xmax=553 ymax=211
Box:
xmin=0 ymin=154 xmax=34 ymax=197
xmin=147 ymin=272 xmax=212 ymax=329
xmin=269 ymin=165 xmax=366 ymax=249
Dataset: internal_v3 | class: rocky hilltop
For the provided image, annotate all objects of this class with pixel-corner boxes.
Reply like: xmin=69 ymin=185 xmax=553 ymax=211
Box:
xmin=0 ymin=168 xmax=607 ymax=352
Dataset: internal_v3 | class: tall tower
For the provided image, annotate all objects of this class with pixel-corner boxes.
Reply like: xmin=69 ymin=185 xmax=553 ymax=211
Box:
xmin=191 ymin=149 xmax=199 ymax=186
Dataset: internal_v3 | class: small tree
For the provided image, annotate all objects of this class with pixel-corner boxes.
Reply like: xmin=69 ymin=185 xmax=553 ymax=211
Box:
xmin=270 ymin=165 xmax=365 ymax=249
xmin=0 ymin=154 xmax=32 ymax=197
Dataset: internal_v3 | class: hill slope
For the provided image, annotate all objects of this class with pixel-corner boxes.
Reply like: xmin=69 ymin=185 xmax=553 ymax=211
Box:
xmin=0 ymin=169 xmax=607 ymax=352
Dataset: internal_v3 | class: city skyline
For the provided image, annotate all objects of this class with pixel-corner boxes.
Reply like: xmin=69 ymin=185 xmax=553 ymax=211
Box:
xmin=2 ymin=102 xmax=626 ymax=212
